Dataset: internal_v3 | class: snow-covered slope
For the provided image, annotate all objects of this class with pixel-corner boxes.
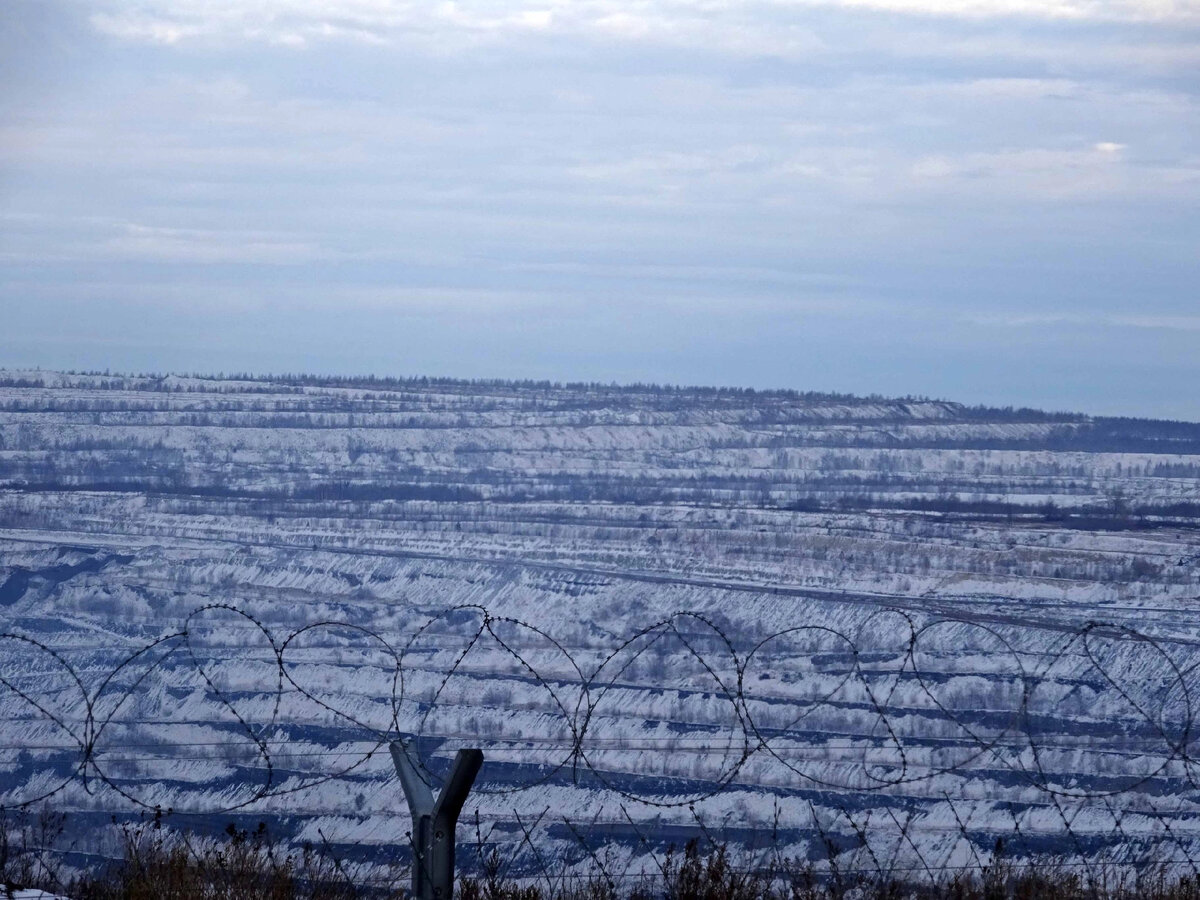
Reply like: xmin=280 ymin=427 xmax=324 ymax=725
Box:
xmin=1 ymin=371 xmax=1198 ymax=876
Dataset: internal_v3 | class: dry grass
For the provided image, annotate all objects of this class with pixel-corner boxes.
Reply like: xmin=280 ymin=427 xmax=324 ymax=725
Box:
xmin=70 ymin=819 xmax=384 ymax=900
xmin=457 ymin=837 xmax=1200 ymax=900
xmin=7 ymin=813 xmax=1200 ymax=899
xmin=2 ymin=811 xmax=400 ymax=900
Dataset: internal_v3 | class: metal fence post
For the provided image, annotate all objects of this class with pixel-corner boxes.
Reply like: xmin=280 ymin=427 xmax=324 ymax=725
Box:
xmin=391 ymin=740 xmax=484 ymax=900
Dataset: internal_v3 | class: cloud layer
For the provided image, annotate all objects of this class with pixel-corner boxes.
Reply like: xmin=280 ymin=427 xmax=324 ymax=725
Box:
xmin=86 ymin=0 xmax=1200 ymax=50
xmin=1 ymin=0 xmax=1198 ymax=416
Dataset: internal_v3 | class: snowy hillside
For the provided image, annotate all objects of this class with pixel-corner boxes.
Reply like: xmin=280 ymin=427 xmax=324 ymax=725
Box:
xmin=1 ymin=370 xmax=1199 ymax=876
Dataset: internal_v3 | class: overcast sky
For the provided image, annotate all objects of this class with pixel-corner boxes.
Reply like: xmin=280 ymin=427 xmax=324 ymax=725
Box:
xmin=1 ymin=0 xmax=1197 ymax=417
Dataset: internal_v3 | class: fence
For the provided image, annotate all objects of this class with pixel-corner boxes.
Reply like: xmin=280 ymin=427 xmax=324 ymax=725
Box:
xmin=4 ymin=602 xmax=1200 ymax=894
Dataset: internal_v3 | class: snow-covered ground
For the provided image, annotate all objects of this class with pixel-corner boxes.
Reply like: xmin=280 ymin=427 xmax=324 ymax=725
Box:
xmin=1 ymin=371 xmax=1199 ymax=878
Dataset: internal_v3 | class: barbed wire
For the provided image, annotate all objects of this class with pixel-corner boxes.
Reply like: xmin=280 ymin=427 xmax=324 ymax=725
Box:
xmin=5 ymin=601 xmax=1200 ymax=887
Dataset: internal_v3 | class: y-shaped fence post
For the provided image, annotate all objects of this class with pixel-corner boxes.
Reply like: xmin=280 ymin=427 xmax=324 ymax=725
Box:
xmin=391 ymin=740 xmax=484 ymax=900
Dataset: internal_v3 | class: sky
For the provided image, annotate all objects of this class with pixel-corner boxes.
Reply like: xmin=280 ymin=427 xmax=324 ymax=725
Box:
xmin=1 ymin=0 xmax=1198 ymax=418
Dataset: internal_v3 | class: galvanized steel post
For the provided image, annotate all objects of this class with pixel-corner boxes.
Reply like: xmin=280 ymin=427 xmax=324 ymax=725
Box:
xmin=391 ymin=740 xmax=484 ymax=900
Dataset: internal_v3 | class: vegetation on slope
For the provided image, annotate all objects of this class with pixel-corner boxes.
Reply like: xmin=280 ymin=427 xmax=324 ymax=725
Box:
xmin=6 ymin=811 xmax=1200 ymax=900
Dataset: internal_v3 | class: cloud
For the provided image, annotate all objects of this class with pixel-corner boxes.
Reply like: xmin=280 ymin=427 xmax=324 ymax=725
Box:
xmin=2 ymin=0 xmax=1198 ymax=418
xmin=807 ymin=0 xmax=1199 ymax=22
xmin=86 ymin=0 xmax=1200 ymax=52
xmin=967 ymin=311 xmax=1200 ymax=331
xmin=103 ymin=223 xmax=326 ymax=264
xmin=909 ymin=144 xmax=1130 ymax=196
